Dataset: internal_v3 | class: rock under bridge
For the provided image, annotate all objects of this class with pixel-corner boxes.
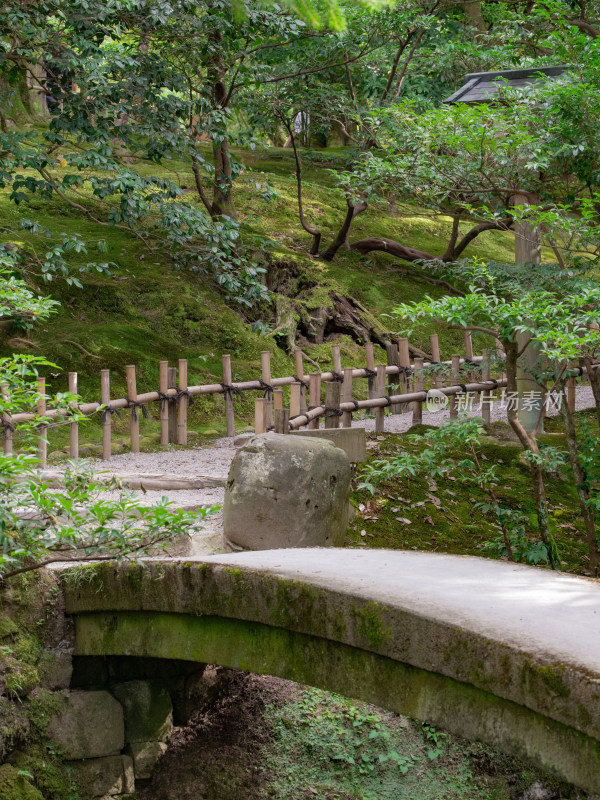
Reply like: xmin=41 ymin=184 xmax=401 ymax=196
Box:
xmin=59 ymin=549 xmax=600 ymax=794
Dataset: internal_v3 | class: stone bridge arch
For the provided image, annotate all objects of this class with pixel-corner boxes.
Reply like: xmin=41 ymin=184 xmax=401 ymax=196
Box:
xmin=59 ymin=549 xmax=600 ymax=794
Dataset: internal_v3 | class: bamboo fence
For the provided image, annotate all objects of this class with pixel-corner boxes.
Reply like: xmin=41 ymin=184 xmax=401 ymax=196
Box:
xmin=1 ymin=331 xmax=588 ymax=463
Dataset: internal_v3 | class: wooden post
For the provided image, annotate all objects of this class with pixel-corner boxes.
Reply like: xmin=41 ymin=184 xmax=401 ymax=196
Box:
xmin=398 ymin=337 xmax=411 ymax=401
xmin=412 ymin=357 xmax=424 ymax=425
xmin=261 ymin=350 xmax=273 ymax=430
xmin=168 ymin=366 xmax=177 ymax=444
xmin=294 ymin=349 xmax=307 ymax=413
xmin=332 ymin=343 xmax=342 ymax=377
xmin=430 ymin=333 xmax=443 ymax=390
xmin=178 ymin=358 xmax=188 ymax=445
xmin=375 ymin=364 xmax=386 ymax=434
xmin=464 ymin=330 xmax=475 ymax=381
xmin=386 ymin=342 xmax=401 ymax=414
xmin=290 ymin=381 xmax=302 ymax=418
xmin=254 ymin=398 xmax=267 ymax=434
xmin=68 ymin=372 xmax=79 ymax=460
xmin=324 ymin=381 xmax=341 ymax=429
xmin=365 ymin=342 xmax=376 ymax=399
xmin=341 ymin=367 xmax=353 ymax=428
xmin=274 ymin=408 xmax=290 ymax=434
xmin=273 ymin=389 xmax=283 ymax=411
xmin=159 ymin=361 xmax=169 ymax=447
xmin=222 ymin=354 xmax=235 ymax=438
xmin=100 ymin=369 xmax=111 ymax=460
xmin=308 ymin=372 xmax=321 ymax=430
xmin=449 ymin=354 xmax=461 ymax=420
xmin=126 ymin=365 xmax=140 ymax=453
xmin=36 ymin=377 xmax=46 ymax=465
xmin=481 ymin=348 xmax=491 ymax=426
xmin=1 ymin=384 xmax=12 ymax=455
xmin=567 ymin=370 xmax=576 ymax=413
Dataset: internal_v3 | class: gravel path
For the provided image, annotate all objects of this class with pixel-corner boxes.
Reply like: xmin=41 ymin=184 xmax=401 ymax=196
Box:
xmin=84 ymin=385 xmax=595 ymax=556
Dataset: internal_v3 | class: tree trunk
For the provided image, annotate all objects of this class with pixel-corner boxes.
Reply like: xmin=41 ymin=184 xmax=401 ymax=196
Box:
xmin=559 ymin=384 xmax=600 ymax=572
xmin=208 ymin=27 xmax=235 ymax=219
xmin=504 ymin=340 xmax=560 ymax=569
xmin=321 ymin=199 xmax=367 ymax=261
xmin=584 ymin=356 xmax=600 ymax=428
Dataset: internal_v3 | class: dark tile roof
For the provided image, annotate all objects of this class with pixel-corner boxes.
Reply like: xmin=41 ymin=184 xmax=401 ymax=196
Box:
xmin=444 ymin=65 xmax=570 ymax=104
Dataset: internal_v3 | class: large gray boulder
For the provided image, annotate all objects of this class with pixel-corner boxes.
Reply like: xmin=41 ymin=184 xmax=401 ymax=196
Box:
xmin=47 ymin=690 xmax=124 ymax=760
xmin=111 ymin=680 xmax=173 ymax=743
xmin=224 ymin=434 xmax=351 ymax=550
xmin=68 ymin=755 xmax=134 ymax=797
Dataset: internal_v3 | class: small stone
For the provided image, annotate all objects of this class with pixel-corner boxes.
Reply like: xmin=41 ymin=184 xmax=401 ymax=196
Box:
xmin=520 ymin=782 xmax=554 ymax=800
xmin=233 ymin=433 xmax=255 ymax=447
xmin=203 ymin=429 xmax=219 ymax=435
xmin=39 ymin=645 xmax=73 ymax=690
xmin=128 ymin=741 xmax=167 ymax=779
xmin=68 ymin=755 xmax=134 ymax=797
xmin=111 ymin=680 xmax=173 ymax=743
xmin=47 ymin=690 xmax=124 ymax=759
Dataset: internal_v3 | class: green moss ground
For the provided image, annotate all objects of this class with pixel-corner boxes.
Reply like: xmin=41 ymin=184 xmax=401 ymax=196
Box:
xmin=0 ymin=143 xmax=522 ymax=452
xmin=348 ymin=409 xmax=600 ymax=576
xmin=260 ymin=684 xmax=579 ymax=800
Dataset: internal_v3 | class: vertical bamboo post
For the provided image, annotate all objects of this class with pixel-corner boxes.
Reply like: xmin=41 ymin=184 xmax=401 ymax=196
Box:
xmin=261 ymin=350 xmax=273 ymax=430
xmin=159 ymin=361 xmax=169 ymax=447
xmin=36 ymin=377 xmax=47 ymax=465
xmin=222 ymin=354 xmax=235 ymax=438
xmin=481 ymin=348 xmax=491 ymax=426
xmin=290 ymin=381 xmax=302 ymax=418
xmin=465 ymin=330 xmax=475 ymax=381
xmin=341 ymin=367 xmax=353 ymax=428
xmin=126 ymin=365 xmax=140 ymax=453
xmin=386 ymin=342 xmax=401 ymax=414
xmin=167 ymin=367 xmax=177 ymax=443
xmin=294 ymin=349 xmax=307 ymax=413
xmin=68 ymin=372 xmax=79 ymax=460
xmin=177 ymin=358 xmax=188 ymax=445
xmin=273 ymin=389 xmax=283 ymax=412
xmin=430 ymin=333 xmax=443 ymax=389
xmin=332 ymin=343 xmax=342 ymax=376
xmin=449 ymin=354 xmax=461 ymax=420
xmin=398 ymin=337 xmax=411 ymax=401
xmin=1 ymin=384 xmax=12 ymax=455
xmin=254 ymin=398 xmax=267 ymax=434
xmin=324 ymin=381 xmax=341 ymax=429
xmin=308 ymin=372 xmax=321 ymax=430
xmin=375 ymin=364 xmax=386 ymax=434
xmin=100 ymin=369 xmax=111 ymax=460
xmin=412 ymin=357 xmax=424 ymax=425
xmin=274 ymin=408 xmax=290 ymax=434
xmin=365 ymin=342 xmax=376 ymax=400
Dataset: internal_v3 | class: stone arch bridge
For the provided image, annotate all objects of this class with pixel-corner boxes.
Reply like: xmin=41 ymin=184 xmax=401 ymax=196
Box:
xmin=59 ymin=549 xmax=600 ymax=794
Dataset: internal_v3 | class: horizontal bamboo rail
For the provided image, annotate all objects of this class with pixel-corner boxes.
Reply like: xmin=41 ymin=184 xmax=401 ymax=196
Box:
xmin=288 ymin=377 xmax=510 ymax=430
xmin=6 ymin=356 xmax=484 ymax=425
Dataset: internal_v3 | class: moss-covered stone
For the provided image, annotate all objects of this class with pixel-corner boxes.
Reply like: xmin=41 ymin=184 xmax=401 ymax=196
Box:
xmin=0 ymin=763 xmax=44 ymax=800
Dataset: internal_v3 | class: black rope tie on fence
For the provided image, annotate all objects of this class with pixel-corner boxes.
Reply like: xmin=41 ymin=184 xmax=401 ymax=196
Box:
xmin=1 ymin=419 xmax=14 ymax=434
xmin=220 ymin=383 xmax=243 ymax=399
xmin=101 ymin=405 xmax=122 ymax=424
xmin=383 ymin=396 xmax=393 ymax=407
xmin=364 ymin=367 xmax=377 ymax=378
xmin=399 ymin=365 xmax=413 ymax=377
xmin=332 ymin=372 xmax=345 ymax=383
xmin=293 ymin=375 xmax=310 ymax=390
xmin=324 ymin=406 xmax=343 ymax=419
xmin=125 ymin=398 xmax=149 ymax=422
xmin=352 ymin=400 xmax=360 ymax=411
xmin=487 ymin=379 xmax=499 ymax=389
xmin=464 ymin=359 xmax=479 ymax=369
xmin=175 ymin=389 xmax=195 ymax=406
xmin=258 ymin=379 xmax=274 ymax=398
xmin=457 ymin=383 xmax=468 ymax=394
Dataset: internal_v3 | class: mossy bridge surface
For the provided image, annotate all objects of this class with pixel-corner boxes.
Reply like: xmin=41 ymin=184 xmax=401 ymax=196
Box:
xmin=59 ymin=549 xmax=600 ymax=793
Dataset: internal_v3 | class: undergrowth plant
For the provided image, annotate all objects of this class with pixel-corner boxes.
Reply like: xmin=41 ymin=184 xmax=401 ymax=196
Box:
xmin=358 ymin=417 xmax=553 ymax=565
xmin=0 ymin=257 xmax=216 ymax=580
